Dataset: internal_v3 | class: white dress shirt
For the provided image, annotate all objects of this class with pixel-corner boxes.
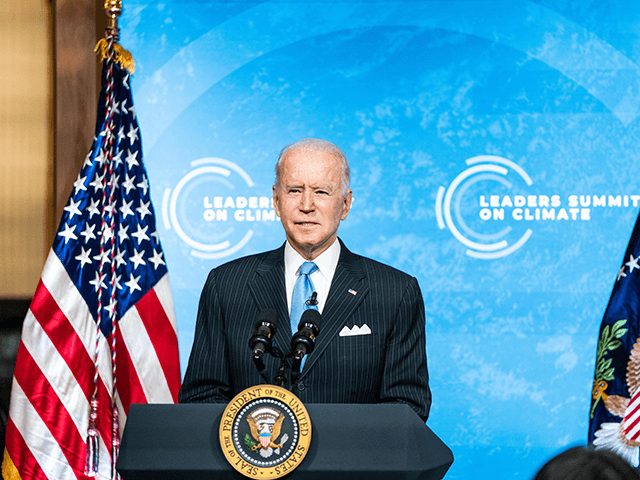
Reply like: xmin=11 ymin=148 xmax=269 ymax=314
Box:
xmin=284 ymin=239 xmax=341 ymax=316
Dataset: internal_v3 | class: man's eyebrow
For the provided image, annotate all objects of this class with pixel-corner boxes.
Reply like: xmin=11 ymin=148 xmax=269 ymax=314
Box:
xmin=283 ymin=183 xmax=336 ymax=191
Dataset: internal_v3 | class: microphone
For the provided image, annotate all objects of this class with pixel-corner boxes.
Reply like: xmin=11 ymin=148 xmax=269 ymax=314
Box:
xmin=306 ymin=291 xmax=318 ymax=307
xmin=291 ymin=309 xmax=320 ymax=373
xmin=249 ymin=309 xmax=278 ymax=360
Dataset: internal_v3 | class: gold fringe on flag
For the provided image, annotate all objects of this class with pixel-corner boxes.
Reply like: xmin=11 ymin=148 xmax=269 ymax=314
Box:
xmin=95 ymin=38 xmax=135 ymax=75
xmin=2 ymin=449 xmax=21 ymax=480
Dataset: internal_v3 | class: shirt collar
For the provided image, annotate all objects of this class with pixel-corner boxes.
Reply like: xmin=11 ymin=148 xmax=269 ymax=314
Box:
xmin=284 ymin=239 xmax=341 ymax=283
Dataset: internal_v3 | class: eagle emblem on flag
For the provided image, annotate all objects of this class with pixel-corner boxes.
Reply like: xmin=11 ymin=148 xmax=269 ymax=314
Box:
xmin=590 ymin=319 xmax=640 ymax=466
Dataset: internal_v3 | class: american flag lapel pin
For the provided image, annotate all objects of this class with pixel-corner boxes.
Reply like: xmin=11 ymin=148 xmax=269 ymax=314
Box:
xmin=348 ymin=289 xmax=357 ymax=296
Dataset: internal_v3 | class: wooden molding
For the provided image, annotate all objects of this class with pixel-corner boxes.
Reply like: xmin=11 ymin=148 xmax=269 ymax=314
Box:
xmin=53 ymin=0 xmax=108 ymax=226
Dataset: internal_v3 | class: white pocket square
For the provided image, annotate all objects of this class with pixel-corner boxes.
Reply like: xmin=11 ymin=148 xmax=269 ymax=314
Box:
xmin=339 ymin=324 xmax=372 ymax=337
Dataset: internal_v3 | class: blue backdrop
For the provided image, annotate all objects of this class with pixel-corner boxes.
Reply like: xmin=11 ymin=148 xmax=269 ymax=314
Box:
xmin=121 ymin=1 xmax=640 ymax=478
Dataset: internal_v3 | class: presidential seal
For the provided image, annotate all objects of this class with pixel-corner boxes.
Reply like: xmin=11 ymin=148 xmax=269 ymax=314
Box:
xmin=219 ymin=385 xmax=312 ymax=479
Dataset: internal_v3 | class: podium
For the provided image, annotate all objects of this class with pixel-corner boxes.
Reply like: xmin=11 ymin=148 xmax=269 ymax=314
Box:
xmin=117 ymin=403 xmax=453 ymax=480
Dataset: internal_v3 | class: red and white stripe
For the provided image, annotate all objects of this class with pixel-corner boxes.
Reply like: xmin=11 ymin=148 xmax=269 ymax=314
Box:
xmin=624 ymin=387 xmax=640 ymax=441
xmin=4 ymin=250 xmax=180 ymax=479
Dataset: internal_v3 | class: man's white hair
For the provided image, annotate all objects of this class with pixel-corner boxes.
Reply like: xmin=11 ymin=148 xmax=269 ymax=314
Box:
xmin=275 ymin=138 xmax=351 ymax=196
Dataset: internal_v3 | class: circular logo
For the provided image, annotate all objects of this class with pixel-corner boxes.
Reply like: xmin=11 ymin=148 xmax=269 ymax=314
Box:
xmin=161 ymin=157 xmax=278 ymax=259
xmin=435 ymin=155 xmax=534 ymax=259
xmin=219 ymin=385 xmax=312 ymax=479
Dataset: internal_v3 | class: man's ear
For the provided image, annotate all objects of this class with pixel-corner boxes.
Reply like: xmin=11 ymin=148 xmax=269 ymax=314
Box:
xmin=341 ymin=190 xmax=353 ymax=221
xmin=272 ymin=185 xmax=281 ymax=217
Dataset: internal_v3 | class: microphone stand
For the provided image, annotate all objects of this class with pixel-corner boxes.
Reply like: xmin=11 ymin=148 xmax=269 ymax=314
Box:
xmin=275 ymin=356 xmax=288 ymax=387
xmin=252 ymin=354 xmax=271 ymax=385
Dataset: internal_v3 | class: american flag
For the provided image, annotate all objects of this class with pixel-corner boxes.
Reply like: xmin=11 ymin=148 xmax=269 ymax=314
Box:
xmin=2 ymin=40 xmax=181 ymax=480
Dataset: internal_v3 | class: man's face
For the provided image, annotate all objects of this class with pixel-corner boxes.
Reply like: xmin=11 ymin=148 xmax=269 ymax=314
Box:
xmin=273 ymin=149 xmax=352 ymax=260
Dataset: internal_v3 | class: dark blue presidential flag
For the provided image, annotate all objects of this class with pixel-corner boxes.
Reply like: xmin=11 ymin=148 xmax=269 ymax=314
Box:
xmin=589 ymin=212 xmax=640 ymax=466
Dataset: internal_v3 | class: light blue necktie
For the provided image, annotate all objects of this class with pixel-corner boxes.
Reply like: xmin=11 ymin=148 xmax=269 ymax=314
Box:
xmin=290 ymin=261 xmax=319 ymax=336
xmin=290 ymin=262 xmax=318 ymax=372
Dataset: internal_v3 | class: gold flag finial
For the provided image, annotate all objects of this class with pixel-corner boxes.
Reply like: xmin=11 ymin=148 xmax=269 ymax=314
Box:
xmin=104 ymin=0 xmax=123 ymax=41
xmin=96 ymin=0 xmax=135 ymax=74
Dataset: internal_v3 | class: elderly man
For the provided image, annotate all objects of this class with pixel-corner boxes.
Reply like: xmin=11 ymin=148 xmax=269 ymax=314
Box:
xmin=178 ymin=138 xmax=431 ymax=421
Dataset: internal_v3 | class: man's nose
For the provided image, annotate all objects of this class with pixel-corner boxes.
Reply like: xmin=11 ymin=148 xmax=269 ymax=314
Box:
xmin=299 ymin=190 xmax=314 ymax=211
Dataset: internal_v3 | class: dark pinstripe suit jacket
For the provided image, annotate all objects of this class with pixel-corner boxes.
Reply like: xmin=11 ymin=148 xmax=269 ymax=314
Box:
xmin=178 ymin=239 xmax=431 ymax=421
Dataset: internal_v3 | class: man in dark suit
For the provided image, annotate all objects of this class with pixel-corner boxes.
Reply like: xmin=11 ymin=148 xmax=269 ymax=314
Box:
xmin=178 ymin=138 xmax=431 ymax=421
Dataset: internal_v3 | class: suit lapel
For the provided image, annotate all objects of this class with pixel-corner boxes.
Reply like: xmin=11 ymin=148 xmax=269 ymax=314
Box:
xmin=300 ymin=241 xmax=369 ymax=377
xmin=247 ymin=245 xmax=291 ymax=356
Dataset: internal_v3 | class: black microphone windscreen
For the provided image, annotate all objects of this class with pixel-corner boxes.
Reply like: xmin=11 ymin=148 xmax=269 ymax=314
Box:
xmin=299 ymin=309 xmax=320 ymax=324
xmin=259 ymin=309 xmax=278 ymax=325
